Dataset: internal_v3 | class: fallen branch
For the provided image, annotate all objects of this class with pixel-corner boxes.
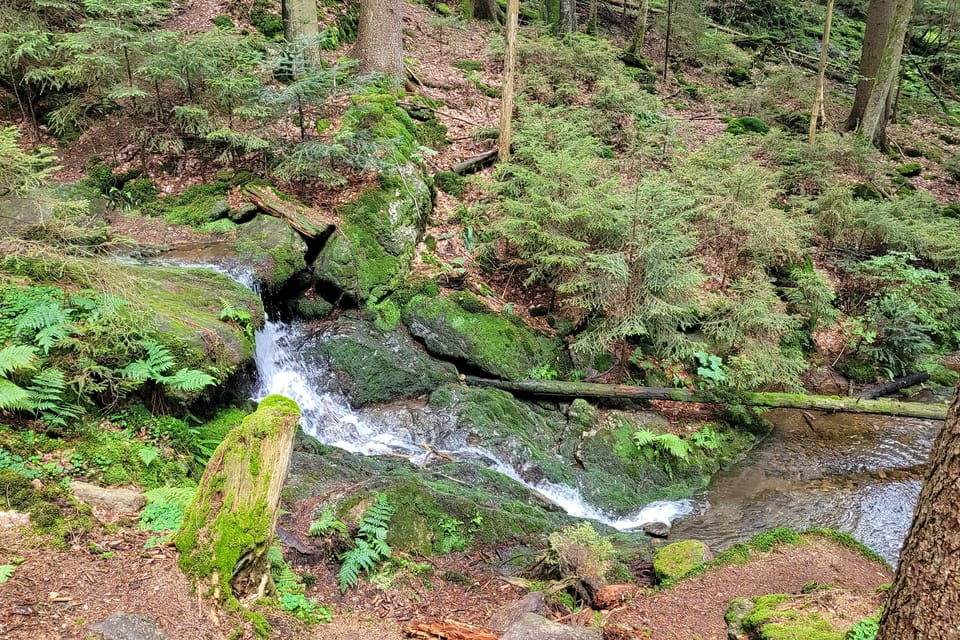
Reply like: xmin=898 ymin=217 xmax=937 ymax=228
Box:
xmin=451 ymin=149 xmax=499 ymax=175
xmin=857 ymin=371 xmax=930 ymax=399
xmin=463 ymin=377 xmax=948 ymax=420
xmin=243 ymin=184 xmax=336 ymax=239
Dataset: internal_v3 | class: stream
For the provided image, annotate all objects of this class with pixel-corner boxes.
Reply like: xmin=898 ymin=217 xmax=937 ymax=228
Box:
xmin=177 ymin=260 xmax=937 ymax=567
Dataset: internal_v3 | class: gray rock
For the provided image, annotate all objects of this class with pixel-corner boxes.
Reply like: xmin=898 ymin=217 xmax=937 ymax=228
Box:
xmin=488 ymin=592 xmax=546 ymax=633
xmin=70 ymin=482 xmax=145 ymax=516
xmin=725 ymin=597 xmax=756 ymax=640
xmin=88 ymin=612 xmax=171 ymax=640
xmin=642 ymin=522 xmax=671 ymax=539
xmin=501 ymin=613 xmax=601 ymax=640
xmin=228 ymin=202 xmax=258 ymax=224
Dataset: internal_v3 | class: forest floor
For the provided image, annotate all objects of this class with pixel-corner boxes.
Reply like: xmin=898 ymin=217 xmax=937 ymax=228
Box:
xmin=0 ymin=523 xmax=890 ymax=640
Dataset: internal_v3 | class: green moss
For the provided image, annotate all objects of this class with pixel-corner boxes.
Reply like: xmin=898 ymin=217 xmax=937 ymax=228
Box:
xmin=742 ymin=593 xmax=846 ymax=640
xmin=895 ymin=163 xmax=922 ymax=177
xmin=653 ymin=539 xmax=711 ymax=584
xmin=803 ymin=529 xmax=888 ymax=567
xmin=402 ymin=293 xmax=560 ymax=380
xmin=752 ymin=527 xmax=803 ymax=551
xmin=340 ymin=89 xmax=419 ymax=163
xmin=235 ymin=215 xmax=308 ymax=292
xmin=727 ymin=116 xmax=770 ymax=135
xmin=452 ymin=59 xmax=484 ymax=72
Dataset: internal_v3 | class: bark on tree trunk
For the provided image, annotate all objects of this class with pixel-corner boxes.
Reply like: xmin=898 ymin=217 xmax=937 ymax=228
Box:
xmin=353 ymin=0 xmax=405 ymax=78
xmin=847 ymin=0 xmax=896 ymax=130
xmin=175 ymin=396 xmax=300 ymax=606
xmin=498 ymin=0 xmax=519 ymax=162
xmin=282 ymin=0 xmax=320 ymax=50
xmin=848 ymin=0 xmax=915 ymax=147
xmin=472 ymin=0 xmax=499 ymax=21
xmin=877 ymin=381 xmax=960 ymax=638
xmin=633 ymin=0 xmax=650 ymax=53
xmin=809 ymin=0 xmax=835 ymax=144
xmin=559 ymin=0 xmax=578 ymax=33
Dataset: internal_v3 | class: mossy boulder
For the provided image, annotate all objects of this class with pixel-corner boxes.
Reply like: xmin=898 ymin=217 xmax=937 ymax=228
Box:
xmin=727 ymin=116 xmax=770 ymax=135
xmin=402 ymin=292 xmax=560 ymax=380
xmin=175 ymin=395 xmax=300 ymax=605
xmin=653 ymin=539 xmax=711 ymax=583
xmin=282 ymin=445 xmax=583 ymax=555
xmin=314 ymin=166 xmax=432 ymax=303
xmin=727 ymin=590 xmax=876 ymax=640
xmin=235 ymin=214 xmax=309 ymax=292
xmin=302 ymin=317 xmax=457 ymax=406
xmin=127 ymin=264 xmax=263 ymax=379
xmin=895 ymin=162 xmax=922 ymax=177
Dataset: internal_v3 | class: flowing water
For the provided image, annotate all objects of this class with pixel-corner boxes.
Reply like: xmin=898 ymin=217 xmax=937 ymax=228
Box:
xmin=670 ymin=409 xmax=941 ymax=566
xmin=167 ymin=259 xmax=939 ymax=563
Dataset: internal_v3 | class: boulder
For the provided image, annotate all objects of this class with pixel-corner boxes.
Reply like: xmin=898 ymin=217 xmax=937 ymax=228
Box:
xmin=725 ymin=597 xmax=756 ymax=640
xmin=642 ymin=522 xmax=671 ymax=539
xmin=314 ymin=165 xmax=431 ymax=303
xmin=303 ymin=318 xmax=457 ymax=406
xmin=70 ymin=482 xmax=145 ymax=518
xmin=88 ymin=612 xmax=171 ymax=640
xmin=653 ymin=539 xmax=712 ymax=584
xmin=500 ymin=613 xmax=601 ymax=640
xmin=488 ymin=592 xmax=547 ymax=633
xmin=235 ymin=214 xmax=309 ymax=292
xmin=402 ymin=291 xmax=559 ymax=381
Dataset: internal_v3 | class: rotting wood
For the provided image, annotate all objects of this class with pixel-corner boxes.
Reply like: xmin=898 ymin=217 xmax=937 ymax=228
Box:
xmin=857 ymin=371 xmax=930 ymax=399
xmin=243 ymin=184 xmax=336 ymax=239
xmin=463 ymin=377 xmax=949 ymax=420
xmin=451 ymin=149 xmax=499 ymax=175
xmin=405 ymin=619 xmax=498 ymax=640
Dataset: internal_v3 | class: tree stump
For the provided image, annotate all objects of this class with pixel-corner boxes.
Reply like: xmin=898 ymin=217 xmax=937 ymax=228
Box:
xmin=175 ymin=395 xmax=300 ymax=606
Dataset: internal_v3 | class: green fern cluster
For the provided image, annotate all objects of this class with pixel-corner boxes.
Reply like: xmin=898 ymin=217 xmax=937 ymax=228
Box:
xmin=139 ymin=486 xmax=195 ymax=547
xmin=338 ymin=494 xmax=395 ymax=592
xmin=268 ymin=545 xmax=332 ymax=624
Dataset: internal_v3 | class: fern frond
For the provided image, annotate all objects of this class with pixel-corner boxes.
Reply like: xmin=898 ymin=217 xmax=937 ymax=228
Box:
xmin=120 ymin=360 xmax=154 ymax=380
xmin=656 ymin=433 xmax=692 ymax=461
xmin=142 ymin=340 xmax=176 ymax=374
xmin=161 ymin=368 xmax=215 ymax=392
xmin=0 ymin=344 xmax=37 ymax=376
xmin=15 ymin=302 xmax=70 ymax=335
xmin=632 ymin=428 xmax=657 ymax=448
xmin=0 ymin=379 xmax=32 ymax=411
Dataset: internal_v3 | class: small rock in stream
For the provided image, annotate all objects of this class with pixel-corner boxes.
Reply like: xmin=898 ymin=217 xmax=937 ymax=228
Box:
xmin=642 ymin=522 xmax=671 ymax=539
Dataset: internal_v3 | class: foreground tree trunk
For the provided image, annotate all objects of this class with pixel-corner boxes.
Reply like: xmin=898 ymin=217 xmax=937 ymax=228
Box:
xmin=353 ymin=0 xmax=404 ymax=77
xmin=282 ymin=0 xmax=319 ymax=45
xmin=471 ymin=0 xmax=499 ymax=21
xmin=175 ymin=396 xmax=300 ymax=606
xmin=809 ymin=0 xmax=835 ymax=143
xmin=633 ymin=0 xmax=650 ymax=53
xmin=877 ymin=381 xmax=960 ymax=638
xmin=846 ymin=0 xmax=915 ymax=147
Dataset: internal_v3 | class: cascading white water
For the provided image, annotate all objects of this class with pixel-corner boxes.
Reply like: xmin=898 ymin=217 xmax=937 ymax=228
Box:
xmin=181 ymin=262 xmax=693 ymax=530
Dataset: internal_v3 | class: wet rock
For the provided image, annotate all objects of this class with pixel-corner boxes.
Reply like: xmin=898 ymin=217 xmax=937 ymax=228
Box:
xmin=304 ymin=318 xmax=456 ymax=406
xmin=88 ymin=612 xmax=171 ymax=640
xmin=500 ymin=613 xmax=601 ymax=640
xmin=488 ymin=592 xmax=546 ymax=633
xmin=642 ymin=522 xmax=671 ymax=539
xmin=235 ymin=214 xmax=309 ymax=292
xmin=70 ymin=482 xmax=145 ymax=518
xmin=402 ymin=291 xmax=559 ymax=380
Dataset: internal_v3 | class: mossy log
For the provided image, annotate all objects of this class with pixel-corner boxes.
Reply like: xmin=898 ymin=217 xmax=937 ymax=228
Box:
xmin=243 ymin=184 xmax=336 ymax=239
xmin=175 ymin=395 xmax=300 ymax=606
xmin=857 ymin=371 xmax=929 ymax=399
xmin=463 ymin=377 xmax=948 ymax=420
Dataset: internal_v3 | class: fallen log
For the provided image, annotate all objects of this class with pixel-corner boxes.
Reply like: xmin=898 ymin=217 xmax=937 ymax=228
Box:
xmin=243 ymin=184 xmax=336 ymax=239
xmin=857 ymin=371 xmax=930 ymax=399
xmin=463 ymin=377 xmax=948 ymax=420
xmin=451 ymin=148 xmax=499 ymax=175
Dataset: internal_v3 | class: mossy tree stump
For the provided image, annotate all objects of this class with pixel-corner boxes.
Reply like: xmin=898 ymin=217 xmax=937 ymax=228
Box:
xmin=175 ymin=395 xmax=300 ymax=606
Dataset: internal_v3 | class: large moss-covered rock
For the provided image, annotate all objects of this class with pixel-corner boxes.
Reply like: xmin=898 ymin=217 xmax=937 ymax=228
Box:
xmin=282 ymin=444 xmax=584 ymax=556
xmin=302 ymin=318 xmax=457 ymax=406
xmin=234 ymin=214 xmax=309 ymax=292
xmin=314 ymin=166 xmax=431 ymax=303
xmin=175 ymin=395 xmax=299 ymax=605
xmin=402 ymin=292 xmax=559 ymax=380
xmin=726 ymin=590 xmax=876 ymax=640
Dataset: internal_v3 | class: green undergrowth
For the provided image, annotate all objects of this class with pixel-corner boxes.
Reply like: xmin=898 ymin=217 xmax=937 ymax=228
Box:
xmin=0 ymin=468 xmax=93 ymax=547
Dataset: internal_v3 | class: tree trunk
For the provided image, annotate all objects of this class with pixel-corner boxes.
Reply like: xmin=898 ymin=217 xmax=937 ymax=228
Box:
xmin=847 ymin=0 xmax=896 ymax=130
xmin=472 ymin=0 xmax=499 ymax=21
xmin=848 ymin=0 xmax=915 ymax=147
xmin=464 ymin=377 xmax=950 ymax=420
xmin=633 ymin=0 xmax=650 ymax=53
xmin=809 ymin=0 xmax=835 ymax=144
xmin=877 ymin=382 xmax=960 ymax=638
xmin=175 ymin=396 xmax=300 ymax=606
xmin=282 ymin=0 xmax=319 ymax=47
xmin=353 ymin=0 xmax=404 ymax=77
xmin=663 ymin=0 xmax=674 ymax=80
xmin=559 ymin=0 xmax=578 ymax=33
xmin=498 ymin=0 xmax=519 ymax=162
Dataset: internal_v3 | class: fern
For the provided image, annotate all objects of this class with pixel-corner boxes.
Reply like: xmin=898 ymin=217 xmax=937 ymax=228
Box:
xmin=161 ymin=368 xmax=215 ymax=392
xmin=0 ymin=564 xmax=15 ymax=584
xmin=26 ymin=368 xmax=81 ymax=426
xmin=632 ymin=428 xmax=657 ymax=449
xmin=309 ymin=507 xmax=347 ymax=537
xmin=338 ymin=495 xmax=395 ymax=592
xmin=121 ymin=341 xmax=214 ymax=393
xmin=139 ymin=486 xmax=195 ymax=545
xmin=15 ymin=302 xmax=72 ymax=354
xmin=656 ymin=433 xmax=692 ymax=461
xmin=0 ymin=344 xmax=36 ymax=377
